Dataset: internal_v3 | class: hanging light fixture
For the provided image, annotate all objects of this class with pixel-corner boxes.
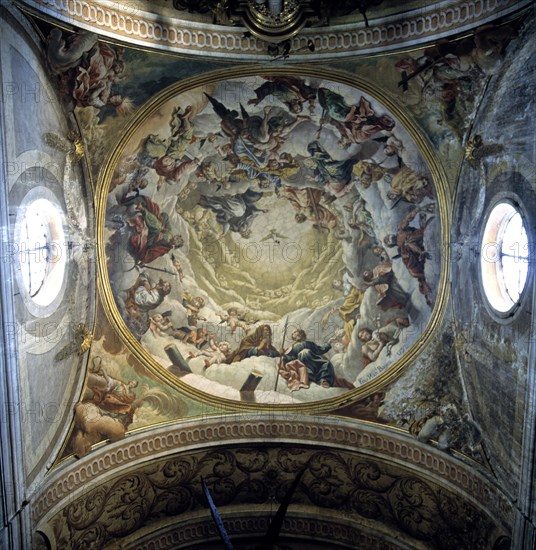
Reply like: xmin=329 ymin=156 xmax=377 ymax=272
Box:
xmin=173 ymin=1 xmax=385 ymax=44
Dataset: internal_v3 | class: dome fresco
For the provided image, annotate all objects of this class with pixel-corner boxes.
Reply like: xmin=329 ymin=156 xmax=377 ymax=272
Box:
xmin=102 ymin=73 xmax=444 ymax=405
xmin=4 ymin=3 xmax=536 ymax=549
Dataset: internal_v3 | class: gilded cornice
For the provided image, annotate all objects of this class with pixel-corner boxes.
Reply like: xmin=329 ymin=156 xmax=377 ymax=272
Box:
xmin=18 ymin=0 xmax=531 ymax=60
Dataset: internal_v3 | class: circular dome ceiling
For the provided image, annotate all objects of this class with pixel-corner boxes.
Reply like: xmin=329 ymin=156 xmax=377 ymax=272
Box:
xmin=100 ymin=70 xmax=445 ymax=407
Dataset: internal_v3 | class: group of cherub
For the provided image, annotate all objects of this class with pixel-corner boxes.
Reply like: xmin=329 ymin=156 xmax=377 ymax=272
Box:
xmin=149 ymin=304 xmax=253 ymax=369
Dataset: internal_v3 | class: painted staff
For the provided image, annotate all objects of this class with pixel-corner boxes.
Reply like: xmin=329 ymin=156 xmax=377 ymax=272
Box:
xmin=274 ymin=316 xmax=289 ymax=391
xmin=125 ymin=262 xmax=176 ymax=276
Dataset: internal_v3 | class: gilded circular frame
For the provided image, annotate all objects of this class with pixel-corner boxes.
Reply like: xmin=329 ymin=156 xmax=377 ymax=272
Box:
xmin=96 ymin=66 xmax=450 ymax=412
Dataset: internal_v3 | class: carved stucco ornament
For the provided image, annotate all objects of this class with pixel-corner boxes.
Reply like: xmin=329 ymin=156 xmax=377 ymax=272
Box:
xmin=45 ymin=447 xmax=509 ymax=549
xmin=53 ymin=323 xmax=93 ymax=362
xmin=464 ymin=134 xmax=505 ymax=167
xmin=44 ymin=131 xmax=85 ymax=162
xmin=237 ymin=0 xmax=312 ymax=42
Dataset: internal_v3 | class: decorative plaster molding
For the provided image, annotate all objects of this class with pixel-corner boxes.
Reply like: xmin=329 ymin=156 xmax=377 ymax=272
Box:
xmin=32 ymin=416 xmax=513 ymax=528
xmin=19 ymin=0 xmax=531 ymax=59
xmin=128 ymin=511 xmax=421 ymax=549
xmin=36 ymin=444 xmax=511 ymax=549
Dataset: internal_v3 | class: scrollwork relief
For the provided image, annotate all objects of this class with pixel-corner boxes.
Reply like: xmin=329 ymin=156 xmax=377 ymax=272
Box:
xmin=33 ymin=418 xmax=514 ymax=527
xmin=47 ymin=446 xmax=507 ymax=549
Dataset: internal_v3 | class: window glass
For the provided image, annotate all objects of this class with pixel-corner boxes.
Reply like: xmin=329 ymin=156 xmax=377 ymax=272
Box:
xmin=481 ymin=203 xmax=529 ymax=314
xmin=18 ymin=198 xmax=66 ymax=306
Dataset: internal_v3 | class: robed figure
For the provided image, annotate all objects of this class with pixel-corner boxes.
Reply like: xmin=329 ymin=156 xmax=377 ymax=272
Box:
xmin=281 ymin=329 xmax=354 ymax=389
xmin=227 ymin=324 xmax=280 ymax=363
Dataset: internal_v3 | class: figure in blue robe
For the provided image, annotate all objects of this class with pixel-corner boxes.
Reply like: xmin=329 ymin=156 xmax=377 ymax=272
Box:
xmin=283 ymin=329 xmax=336 ymax=387
xmin=198 ymin=188 xmax=266 ymax=237
xmin=305 ymin=141 xmax=357 ymax=186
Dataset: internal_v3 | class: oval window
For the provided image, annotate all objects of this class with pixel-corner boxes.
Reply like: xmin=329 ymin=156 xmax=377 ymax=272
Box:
xmin=480 ymin=202 xmax=529 ymax=314
xmin=18 ymin=198 xmax=66 ymax=307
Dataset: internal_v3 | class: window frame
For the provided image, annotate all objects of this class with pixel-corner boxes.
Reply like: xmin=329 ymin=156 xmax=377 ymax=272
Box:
xmin=479 ymin=197 xmax=531 ymax=321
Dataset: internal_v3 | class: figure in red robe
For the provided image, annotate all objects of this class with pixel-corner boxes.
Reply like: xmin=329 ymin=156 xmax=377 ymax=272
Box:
xmin=121 ymin=193 xmax=184 ymax=265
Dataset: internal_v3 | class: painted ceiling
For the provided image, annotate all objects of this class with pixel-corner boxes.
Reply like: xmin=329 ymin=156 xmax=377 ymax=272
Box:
xmin=26 ymin=0 xmax=525 ymax=473
xmin=2 ymin=1 xmax=534 ymax=548
xmin=100 ymin=69 xmax=444 ymax=406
